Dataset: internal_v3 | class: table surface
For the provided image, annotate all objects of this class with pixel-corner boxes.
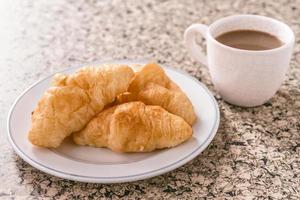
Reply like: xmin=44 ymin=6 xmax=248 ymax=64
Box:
xmin=0 ymin=0 xmax=299 ymax=199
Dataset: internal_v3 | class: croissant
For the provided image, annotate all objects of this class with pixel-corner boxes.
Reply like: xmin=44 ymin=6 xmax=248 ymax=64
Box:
xmin=28 ymin=65 xmax=134 ymax=148
xmin=73 ymin=102 xmax=192 ymax=152
xmin=117 ymin=63 xmax=196 ymax=125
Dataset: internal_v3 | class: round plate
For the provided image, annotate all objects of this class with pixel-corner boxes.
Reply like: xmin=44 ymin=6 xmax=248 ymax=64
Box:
xmin=7 ymin=60 xmax=220 ymax=183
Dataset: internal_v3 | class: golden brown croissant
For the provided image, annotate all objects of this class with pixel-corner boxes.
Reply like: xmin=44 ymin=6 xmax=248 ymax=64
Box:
xmin=73 ymin=102 xmax=192 ymax=152
xmin=117 ymin=63 xmax=196 ymax=125
xmin=28 ymin=65 xmax=134 ymax=148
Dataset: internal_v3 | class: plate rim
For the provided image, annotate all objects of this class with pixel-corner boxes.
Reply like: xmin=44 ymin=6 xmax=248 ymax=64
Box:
xmin=7 ymin=59 xmax=220 ymax=183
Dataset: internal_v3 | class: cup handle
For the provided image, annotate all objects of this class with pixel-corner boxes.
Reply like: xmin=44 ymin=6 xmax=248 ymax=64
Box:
xmin=184 ymin=24 xmax=208 ymax=67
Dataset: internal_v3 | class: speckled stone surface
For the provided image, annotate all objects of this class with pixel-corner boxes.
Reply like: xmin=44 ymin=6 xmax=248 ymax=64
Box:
xmin=0 ymin=0 xmax=299 ymax=199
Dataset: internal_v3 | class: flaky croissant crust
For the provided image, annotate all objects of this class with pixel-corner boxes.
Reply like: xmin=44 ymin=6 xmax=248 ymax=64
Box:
xmin=28 ymin=65 xmax=134 ymax=148
xmin=73 ymin=102 xmax=193 ymax=152
xmin=117 ymin=63 xmax=196 ymax=125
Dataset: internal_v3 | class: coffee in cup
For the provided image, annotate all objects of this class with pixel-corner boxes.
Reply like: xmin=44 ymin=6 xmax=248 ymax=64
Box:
xmin=184 ymin=15 xmax=295 ymax=107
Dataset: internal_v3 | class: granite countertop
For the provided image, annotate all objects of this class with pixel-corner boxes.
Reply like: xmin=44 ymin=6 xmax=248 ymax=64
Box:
xmin=0 ymin=0 xmax=299 ymax=199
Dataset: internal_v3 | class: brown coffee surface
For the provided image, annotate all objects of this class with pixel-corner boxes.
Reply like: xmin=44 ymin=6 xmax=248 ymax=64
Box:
xmin=215 ymin=30 xmax=283 ymax=50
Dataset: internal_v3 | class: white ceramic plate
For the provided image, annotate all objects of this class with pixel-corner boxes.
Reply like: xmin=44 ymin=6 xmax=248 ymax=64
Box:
xmin=7 ymin=60 xmax=220 ymax=183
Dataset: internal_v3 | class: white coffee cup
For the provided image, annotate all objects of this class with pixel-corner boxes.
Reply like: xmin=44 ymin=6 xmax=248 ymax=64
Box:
xmin=184 ymin=15 xmax=295 ymax=107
